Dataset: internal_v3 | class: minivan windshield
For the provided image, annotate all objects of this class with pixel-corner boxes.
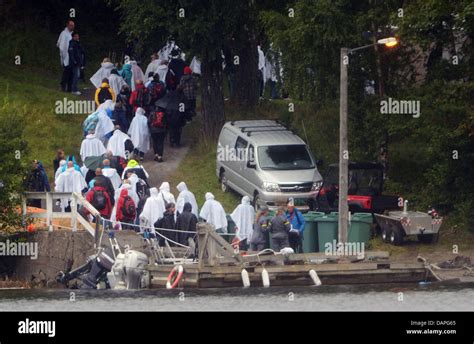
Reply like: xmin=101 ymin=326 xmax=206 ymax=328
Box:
xmin=258 ymin=145 xmax=315 ymax=170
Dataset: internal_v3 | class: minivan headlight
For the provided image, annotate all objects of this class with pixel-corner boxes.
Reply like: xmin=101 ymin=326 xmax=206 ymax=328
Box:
xmin=262 ymin=182 xmax=281 ymax=192
xmin=311 ymin=181 xmax=323 ymax=191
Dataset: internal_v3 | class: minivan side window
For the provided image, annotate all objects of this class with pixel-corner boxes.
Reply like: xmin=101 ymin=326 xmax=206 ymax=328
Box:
xmin=235 ymin=136 xmax=248 ymax=161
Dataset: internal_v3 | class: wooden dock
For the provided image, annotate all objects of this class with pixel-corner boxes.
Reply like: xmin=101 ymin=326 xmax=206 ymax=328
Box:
xmin=147 ymin=223 xmax=433 ymax=289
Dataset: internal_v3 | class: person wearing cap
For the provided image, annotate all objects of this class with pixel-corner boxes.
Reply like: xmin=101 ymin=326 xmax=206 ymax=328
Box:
xmin=285 ymin=198 xmax=306 ymax=253
xmin=178 ymin=66 xmax=197 ymax=121
xmin=249 ymin=206 xmax=270 ymax=252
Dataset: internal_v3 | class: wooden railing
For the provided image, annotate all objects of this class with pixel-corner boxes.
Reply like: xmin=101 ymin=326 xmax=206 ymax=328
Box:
xmin=23 ymin=192 xmax=102 ymax=246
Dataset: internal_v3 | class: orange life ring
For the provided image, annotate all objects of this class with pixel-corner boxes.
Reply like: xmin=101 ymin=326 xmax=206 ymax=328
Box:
xmin=166 ymin=265 xmax=184 ymax=289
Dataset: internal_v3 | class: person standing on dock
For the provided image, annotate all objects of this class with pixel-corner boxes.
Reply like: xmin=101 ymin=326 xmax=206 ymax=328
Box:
xmin=249 ymin=206 xmax=270 ymax=252
xmin=176 ymin=182 xmax=198 ymax=217
xmin=176 ymin=202 xmax=198 ymax=245
xmin=57 ymin=19 xmax=74 ymax=92
xmin=200 ymin=192 xmax=228 ymax=234
xmin=230 ymin=196 xmax=255 ymax=250
xmin=269 ymin=207 xmax=291 ymax=252
xmin=55 ymin=161 xmax=87 ymax=212
xmin=285 ymin=198 xmax=305 ymax=253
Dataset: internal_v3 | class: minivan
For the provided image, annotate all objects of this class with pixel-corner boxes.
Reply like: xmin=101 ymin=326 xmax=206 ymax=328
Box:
xmin=216 ymin=120 xmax=323 ymax=210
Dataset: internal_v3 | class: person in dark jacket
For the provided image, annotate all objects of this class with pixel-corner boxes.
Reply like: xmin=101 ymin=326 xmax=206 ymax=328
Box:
xmin=68 ymin=31 xmax=85 ymax=95
xmin=148 ymin=106 xmax=168 ymax=162
xmin=89 ymin=168 xmax=115 ymax=206
xmin=168 ymin=49 xmax=186 ymax=84
xmin=26 ymin=160 xmax=51 ymax=208
xmin=176 ymin=202 xmax=198 ymax=245
xmin=250 ymin=206 xmax=270 ymax=252
xmin=155 ymin=202 xmax=178 ymax=246
xmin=117 ymin=84 xmax=133 ymax=125
xmin=270 ymin=207 xmax=291 ymax=251
xmin=178 ymin=66 xmax=197 ymax=121
xmin=53 ymin=149 xmax=65 ymax=173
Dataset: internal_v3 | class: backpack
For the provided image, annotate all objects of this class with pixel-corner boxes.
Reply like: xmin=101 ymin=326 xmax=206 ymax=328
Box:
xmin=150 ymin=111 xmax=165 ymax=128
xmin=135 ymin=178 xmax=149 ymax=200
xmin=92 ymin=189 xmax=107 ymax=211
xmin=98 ymin=87 xmax=113 ymax=104
xmin=30 ymin=170 xmax=44 ymax=191
xmin=121 ymin=195 xmax=136 ymax=218
xmin=165 ymin=70 xmax=178 ymax=90
xmin=136 ymin=87 xmax=151 ymax=107
xmin=149 ymin=82 xmax=165 ymax=101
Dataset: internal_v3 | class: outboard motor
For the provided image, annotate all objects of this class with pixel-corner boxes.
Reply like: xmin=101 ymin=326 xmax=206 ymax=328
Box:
xmin=57 ymin=250 xmax=115 ymax=289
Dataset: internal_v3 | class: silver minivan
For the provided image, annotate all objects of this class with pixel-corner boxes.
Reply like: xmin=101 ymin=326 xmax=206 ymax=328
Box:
xmin=216 ymin=120 xmax=323 ymax=210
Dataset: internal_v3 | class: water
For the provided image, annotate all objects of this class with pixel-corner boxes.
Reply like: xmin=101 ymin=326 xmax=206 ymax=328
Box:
xmin=1 ymin=283 xmax=473 ymax=311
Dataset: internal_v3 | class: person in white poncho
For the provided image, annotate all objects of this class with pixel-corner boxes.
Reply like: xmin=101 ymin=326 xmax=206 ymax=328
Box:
xmin=108 ymin=69 xmax=127 ymax=96
xmin=128 ymin=107 xmax=150 ymax=161
xmin=57 ymin=19 xmax=74 ymax=92
xmin=129 ymin=60 xmax=145 ymax=91
xmin=176 ymin=182 xmax=198 ymax=217
xmin=90 ymin=58 xmax=115 ymax=88
xmin=145 ymin=53 xmax=160 ymax=80
xmin=92 ymin=100 xmax=115 ymax=144
xmin=101 ymin=159 xmax=122 ymax=189
xmin=230 ymin=196 xmax=255 ymax=249
xmin=200 ymin=192 xmax=228 ymax=233
xmin=107 ymin=128 xmax=131 ymax=159
xmin=80 ymin=132 xmax=106 ymax=162
xmin=139 ymin=187 xmax=161 ymax=233
xmin=54 ymin=160 xmax=66 ymax=185
xmin=55 ymin=161 xmax=87 ymax=211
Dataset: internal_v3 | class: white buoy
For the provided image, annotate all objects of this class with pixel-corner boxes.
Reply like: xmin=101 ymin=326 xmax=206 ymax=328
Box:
xmin=309 ymin=269 xmax=322 ymax=286
xmin=261 ymin=268 xmax=270 ymax=288
xmin=241 ymin=269 xmax=250 ymax=288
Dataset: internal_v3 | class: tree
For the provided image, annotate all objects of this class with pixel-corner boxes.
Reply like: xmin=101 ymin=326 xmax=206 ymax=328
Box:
xmin=0 ymin=105 xmax=29 ymax=231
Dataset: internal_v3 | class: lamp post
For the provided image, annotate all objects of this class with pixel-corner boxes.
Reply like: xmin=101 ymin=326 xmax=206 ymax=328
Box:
xmin=338 ymin=37 xmax=398 ymax=245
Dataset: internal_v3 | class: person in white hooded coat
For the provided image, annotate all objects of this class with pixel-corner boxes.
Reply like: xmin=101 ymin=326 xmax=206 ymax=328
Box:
xmin=55 ymin=162 xmax=87 ymax=211
xmin=90 ymin=59 xmax=115 ymax=88
xmin=230 ymin=196 xmax=255 ymax=248
xmin=200 ymin=192 xmax=228 ymax=233
xmin=129 ymin=60 xmax=145 ymax=91
xmin=107 ymin=128 xmax=131 ymax=159
xmin=144 ymin=53 xmax=160 ymax=80
xmin=128 ymin=107 xmax=150 ymax=158
xmin=94 ymin=100 xmax=115 ymax=143
xmin=176 ymin=182 xmax=198 ymax=217
xmin=80 ymin=132 xmax=106 ymax=161
xmin=139 ymin=187 xmax=161 ymax=233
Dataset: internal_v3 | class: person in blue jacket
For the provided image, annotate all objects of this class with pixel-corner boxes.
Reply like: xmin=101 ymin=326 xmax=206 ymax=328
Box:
xmin=285 ymin=198 xmax=305 ymax=253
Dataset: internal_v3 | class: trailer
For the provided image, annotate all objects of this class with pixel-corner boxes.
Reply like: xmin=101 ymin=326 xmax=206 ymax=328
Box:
xmin=374 ymin=201 xmax=442 ymax=245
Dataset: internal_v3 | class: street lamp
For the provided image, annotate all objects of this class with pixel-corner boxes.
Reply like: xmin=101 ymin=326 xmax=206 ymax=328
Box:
xmin=338 ymin=37 xmax=398 ymax=245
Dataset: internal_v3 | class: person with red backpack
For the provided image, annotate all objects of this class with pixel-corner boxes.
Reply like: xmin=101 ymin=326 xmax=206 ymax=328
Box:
xmin=147 ymin=73 xmax=166 ymax=103
xmin=116 ymin=188 xmax=137 ymax=230
xmin=148 ymin=106 xmax=168 ymax=163
xmin=129 ymin=80 xmax=150 ymax=113
xmin=85 ymin=178 xmax=113 ymax=219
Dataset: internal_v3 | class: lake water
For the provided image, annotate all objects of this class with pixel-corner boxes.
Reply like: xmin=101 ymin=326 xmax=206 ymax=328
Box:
xmin=0 ymin=283 xmax=473 ymax=311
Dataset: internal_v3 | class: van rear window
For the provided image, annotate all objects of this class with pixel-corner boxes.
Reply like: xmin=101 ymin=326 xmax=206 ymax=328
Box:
xmin=258 ymin=145 xmax=315 ymax=170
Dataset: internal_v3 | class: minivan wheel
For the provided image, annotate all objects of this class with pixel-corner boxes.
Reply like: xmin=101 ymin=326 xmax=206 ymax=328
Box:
xmin=220 ymin=172 xmax=228 ymax=193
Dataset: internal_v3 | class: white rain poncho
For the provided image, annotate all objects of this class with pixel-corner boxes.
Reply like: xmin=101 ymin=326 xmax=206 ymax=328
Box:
xmin=159 ymin=182 xmax=176 ymax=204
xmin=145 ymin=58 xmax=160 ymax=79
xmin=55 ymin=167 xmax=87 ymax=211
xmin=95 ymin=100 xmax=115 ymax=142
xmin=158 ymin=41 xmax=179 ymax=61
xmin=128 ymin=108 xmax=150 ymax=153
xmin=230 ymin=196 xmax=255 ymax=241
xmin=107 ymin=129 xmax=130 ymax=159
xmin=102 ymin=166 xmax=122 ymax=190
xmin=54 ymin=160 xmax=66 ymax=183
xmin=155 ymin=63 xmax=168 ymax=83
xmin=90 ymin=61 xmax=115 ymax=88
xmin=56 ymin=27 xmax=72 ymax=66
xmin=200 ymin=192 xmax=228 ymax=232
xmin=80 ymin=134 xmax=106 ymax=161
xmin=190 ymin=57 xmax=201 ymax=75
xmin=176 ymin=182 xmax=198 ymax=217
xmin=108 ymin=73 xmax=127 ymax=96
xmin=140 ymin=187 xmax=161 ymax=233
xmin=129 ymin=60 xmax=145 ymax=91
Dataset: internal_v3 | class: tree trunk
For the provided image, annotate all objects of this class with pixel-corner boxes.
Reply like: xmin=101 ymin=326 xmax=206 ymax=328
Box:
xmin=233 ymin=27 xmax=259 ymax=106
xmin=201 ymin=57 xmax=225 ymax=140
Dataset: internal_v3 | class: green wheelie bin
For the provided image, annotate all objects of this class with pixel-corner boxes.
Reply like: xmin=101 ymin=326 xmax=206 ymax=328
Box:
xmin=302 ymin=212 xmax=325 ymax=252
xmin=315 ymin=213 xmax=339 ymax=252
xmin=348 ymin=213 xmax=373 ymax=246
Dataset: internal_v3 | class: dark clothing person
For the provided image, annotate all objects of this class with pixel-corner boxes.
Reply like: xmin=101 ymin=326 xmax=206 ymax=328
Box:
xmin=129 ymin=83 xmax=149 ymax=112
xmin=61 ymin=66 xmax=72 ymax=92
xmin=269 ymin=214 xmax=291 ymax=251
xmin=155 ymin=209 xmax=177 ymax=246
xmin=25 ymin=161 xmax=51 ymax=208
xmin=68 ymin=39 xmax=85 ymax=93
xmin=148 ymin=109 xmax=168 ymax=160
xmin=168 ymin=58 xmax=186 ymax=84
xmin=176 ymin=202 xmax=198 ymax=245
xmin=113 ymin=105 xmax=129 ymax=133
xmin=117 ymin=87 xmax=133 ymax=125
xmin=92 ymin=175 xmax=115 ymax=206
xmin=250 ymin=214 xmax=269 ymax=252
xmin=53 ymin=151 xmax=65 ymax=173
xmin=178 ymin=71 xmax=197 ymax=120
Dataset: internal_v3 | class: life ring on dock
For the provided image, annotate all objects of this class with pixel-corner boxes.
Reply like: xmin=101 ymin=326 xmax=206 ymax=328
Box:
xmin=166 ymin=265 xmax=184 ymax=289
